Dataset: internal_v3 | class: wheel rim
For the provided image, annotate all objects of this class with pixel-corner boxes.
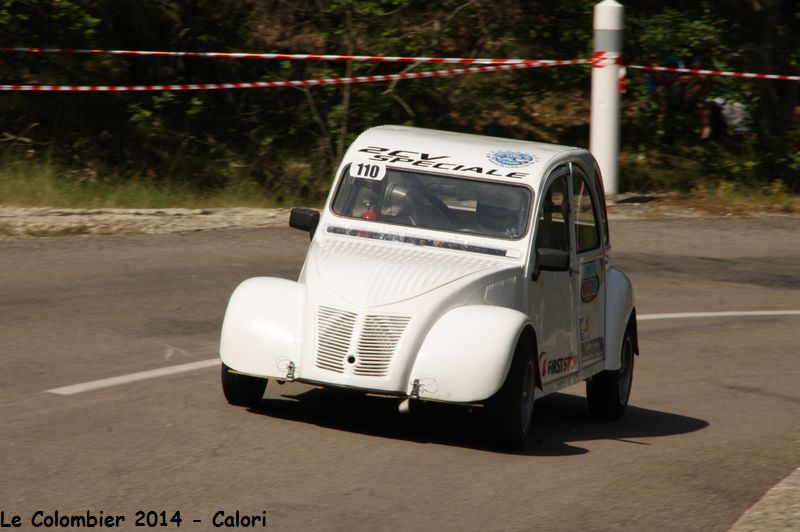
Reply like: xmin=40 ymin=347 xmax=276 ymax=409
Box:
xmin=520 ymin=359 xmax=536 ymax=434
xmin=618 ymin=337 xmax=634 ymax=405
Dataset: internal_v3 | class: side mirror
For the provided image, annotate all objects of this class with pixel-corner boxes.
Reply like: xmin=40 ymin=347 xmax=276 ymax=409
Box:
xmin=533 ymin=248 xmax=570 ymax=280
xmin=289 ymin=208 xmax=320 ymax=240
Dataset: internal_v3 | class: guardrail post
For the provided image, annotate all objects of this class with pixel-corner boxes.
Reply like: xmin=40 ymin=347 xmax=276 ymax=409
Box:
xmin=590 ymin=0 xmax=624 ymax=195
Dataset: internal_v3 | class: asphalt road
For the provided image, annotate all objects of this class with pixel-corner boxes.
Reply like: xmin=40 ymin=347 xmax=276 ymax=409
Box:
xmin=1 ymin=217 xmax=798 ymax=531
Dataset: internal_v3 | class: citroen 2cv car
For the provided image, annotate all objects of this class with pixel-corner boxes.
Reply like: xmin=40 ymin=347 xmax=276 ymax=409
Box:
xmin=220 ymin=126 xmax=638 ymax=449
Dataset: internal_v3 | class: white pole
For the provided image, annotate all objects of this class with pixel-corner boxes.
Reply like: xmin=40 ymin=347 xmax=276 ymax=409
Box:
xmin=590 ymin=0 xmax=624 ymax=195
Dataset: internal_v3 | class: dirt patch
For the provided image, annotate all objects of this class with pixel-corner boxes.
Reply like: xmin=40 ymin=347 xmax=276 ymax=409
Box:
xmin=1 ymin=198 xmax=797 ymax=238
xmin=0 ymin=207 xmax=292 ymax=237
xmin=608 ymin=193 xmax=799 ymax=219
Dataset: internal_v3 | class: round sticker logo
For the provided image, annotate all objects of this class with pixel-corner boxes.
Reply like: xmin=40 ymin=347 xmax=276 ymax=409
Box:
xmin=486 ymin=150 xmax=537 ymax=168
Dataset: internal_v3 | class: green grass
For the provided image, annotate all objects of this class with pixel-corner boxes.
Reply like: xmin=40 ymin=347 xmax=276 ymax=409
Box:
xmin=1 ymin=158 xmax=796 ymax=214
xmin=684 ymin=179 xmax=799 ymax=214
xmin=619 ymin=145 xmax=798 ymax=214
xmin=0 ymin=160 xmax=289 ymax=209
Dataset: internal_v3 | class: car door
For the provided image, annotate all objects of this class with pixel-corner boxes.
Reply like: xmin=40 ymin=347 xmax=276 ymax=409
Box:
xmin=528 ymin=165 xmax=578 ymax=386
xmin=571 ymin=165 xmax=607 ymax=375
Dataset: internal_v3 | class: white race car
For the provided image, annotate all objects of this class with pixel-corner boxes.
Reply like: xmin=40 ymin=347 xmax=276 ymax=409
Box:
xmin=220 ymin=125 xmax=638 ymax=449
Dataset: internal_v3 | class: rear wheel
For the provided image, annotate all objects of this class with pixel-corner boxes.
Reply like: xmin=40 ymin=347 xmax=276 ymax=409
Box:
xmin=487 ymin=337 xmax=536 ymax=450
xmin=221 ymin=363 xmax=267 ymax=407
xmin=586 ymin=327 xmax=634 ymax=419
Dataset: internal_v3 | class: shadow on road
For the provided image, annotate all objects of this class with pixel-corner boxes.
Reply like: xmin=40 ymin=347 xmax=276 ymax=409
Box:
xmin=247 ymin=387 xmax=709 ymax=456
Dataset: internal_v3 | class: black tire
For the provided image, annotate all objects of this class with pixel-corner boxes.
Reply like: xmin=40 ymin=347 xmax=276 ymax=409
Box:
xmin=221 ymin=363 xmax=267 ymax=407
xmin=586 ymin=327 xmax=635 ymax=419
xmin=487 ymin=336 xmax=537 ymax=450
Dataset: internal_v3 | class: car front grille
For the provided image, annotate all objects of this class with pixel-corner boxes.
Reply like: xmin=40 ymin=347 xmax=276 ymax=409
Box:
xmin=315 ymin=306 xmax=357 ymax=373
xmin=354 ymin=315 xmax=411 ymax=376
xmin=315 ymin=306 xmax=410 ymax=377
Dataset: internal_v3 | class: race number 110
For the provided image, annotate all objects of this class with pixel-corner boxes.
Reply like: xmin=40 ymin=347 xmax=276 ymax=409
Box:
xmin=352 ymin=162 xmax=386 ymax=180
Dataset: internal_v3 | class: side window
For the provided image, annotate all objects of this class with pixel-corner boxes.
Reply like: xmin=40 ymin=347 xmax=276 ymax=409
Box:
xmin=536 ymin=175 xmax=570 ymax=251
xmin=593 ymin=161 xmax=610 ymax=247
xmin=572 ymin=173 xmax=600 ymax=253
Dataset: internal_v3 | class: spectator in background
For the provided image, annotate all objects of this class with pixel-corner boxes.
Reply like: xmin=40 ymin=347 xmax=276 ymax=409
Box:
xmin=646 ymin=49 xmax=749 ymax=141
xmin=675 ymin=53 xmax=715 ymax=138
xmin=646 ymin=47 xmax=685 ymax=119
xmin=700 ymin=53 xmax=750 ymax=141
xmin=701 ymin=98 xmax=749 ymax=140
xmin=678 ymin=53 xmax=711 ymax=111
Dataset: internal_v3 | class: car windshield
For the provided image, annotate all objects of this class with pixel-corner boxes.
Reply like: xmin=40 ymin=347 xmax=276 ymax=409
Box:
xmin=331 ymin=166 xmax=532 ymax=239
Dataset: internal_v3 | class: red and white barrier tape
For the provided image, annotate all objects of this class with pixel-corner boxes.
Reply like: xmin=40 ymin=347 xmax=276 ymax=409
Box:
xmin=2 ymin=46 xmax=797 ymax=90
xmin=627 ymin=64 xmax=800 ymax=82
xmin=591 ymin=51 xmax=622 ymax=68
xmin=0 ymin=61 xmax=584 ymax=92
xmin=0 ymin=47 xmax=586 ymax=66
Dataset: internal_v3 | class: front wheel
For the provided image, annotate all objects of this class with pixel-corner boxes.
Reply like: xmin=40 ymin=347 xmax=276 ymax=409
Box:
xmin=221 ymin=363 xmax=267 ymax=407
xmin=487 ymin=337 xmax=537 ymax=450
xmin=586 ymin=329 xmax=635 ymax=419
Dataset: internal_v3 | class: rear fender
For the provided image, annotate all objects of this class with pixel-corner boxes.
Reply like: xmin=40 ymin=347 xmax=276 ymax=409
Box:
xmin=407 ymin=305 xmax=537 ymax=403
xmin=605 ymin=268 xmax=637 ymax=370
xmin=220 ymin=277 xmax=304 ymax=379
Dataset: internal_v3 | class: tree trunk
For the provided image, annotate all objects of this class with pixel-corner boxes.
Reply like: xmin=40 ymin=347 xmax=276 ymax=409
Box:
xmin=755 ymin=0 xmax=798 ymax=140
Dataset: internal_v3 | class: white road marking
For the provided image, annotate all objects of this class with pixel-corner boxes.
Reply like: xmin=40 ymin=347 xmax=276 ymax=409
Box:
xmin=639 ymin=310 xmax=800 ymax=321
xmin=729 ymin=466 xmax=800 ymax=531
xmin=46 ymin=359 xmax=220 ymax=396
xmin=45 ymin=310 xmax=800 ymax=396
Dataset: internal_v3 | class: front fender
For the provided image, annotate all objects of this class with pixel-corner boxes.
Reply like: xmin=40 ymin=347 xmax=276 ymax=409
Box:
xmin=605 ymin=268 xmax=636 ymax=370
xmin=220 ymin=277 xmax=304 ymax=379
xmin=407 ymin=305 xmax=532 ymax=403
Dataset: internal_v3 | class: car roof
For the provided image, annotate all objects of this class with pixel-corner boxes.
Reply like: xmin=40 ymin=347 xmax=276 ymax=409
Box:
xmin=344 ymin=125 xmax=586 ymax=187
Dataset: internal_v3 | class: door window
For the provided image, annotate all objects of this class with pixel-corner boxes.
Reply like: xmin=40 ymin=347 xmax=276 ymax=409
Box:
xmin=572 ymin=174 xmax=600 ymax=253
xmin=593 ymin=161 xmax=610 ymax=247
xmin=536 ymin=175 xmax=570 ymax=252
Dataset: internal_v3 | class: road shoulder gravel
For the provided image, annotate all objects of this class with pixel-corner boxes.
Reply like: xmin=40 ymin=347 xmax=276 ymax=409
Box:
xmin=2 ymin=201 xmax=797 ymax=238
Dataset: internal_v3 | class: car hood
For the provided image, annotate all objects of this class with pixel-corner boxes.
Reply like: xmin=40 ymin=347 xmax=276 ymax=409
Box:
xmin=304 ymin=236 xmax=513 ymax=308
